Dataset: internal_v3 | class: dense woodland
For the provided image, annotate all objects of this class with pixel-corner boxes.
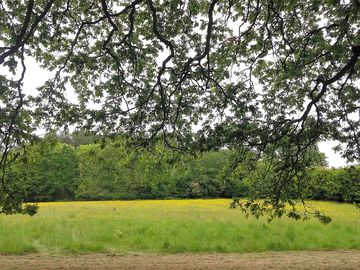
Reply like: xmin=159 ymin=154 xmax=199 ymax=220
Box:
xmin=6 ymin=133 xmax=359 ymax=203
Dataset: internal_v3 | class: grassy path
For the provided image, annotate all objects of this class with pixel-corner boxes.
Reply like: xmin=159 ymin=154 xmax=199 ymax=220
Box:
xmin=0 ymin=250 xmax=359 ymax=269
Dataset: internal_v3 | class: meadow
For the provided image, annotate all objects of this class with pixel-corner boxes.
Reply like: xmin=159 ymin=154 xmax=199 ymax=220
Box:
xmin=0 ymin=199 xmax=359 ymax=255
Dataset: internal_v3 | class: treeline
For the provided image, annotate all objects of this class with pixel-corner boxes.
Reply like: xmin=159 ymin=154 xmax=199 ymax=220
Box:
xmin=7 ymin=134 xmax=360 ymax=203
xmin=306 ymin=166 xmax=360 ymax=202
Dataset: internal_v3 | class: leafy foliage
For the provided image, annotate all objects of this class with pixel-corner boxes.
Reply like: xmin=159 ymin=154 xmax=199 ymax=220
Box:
xmin=306 ymin=166 xmax=360 ymax=202
xmin=74 ymin=137 xmax=234 ymax=200
xmin=1 ymin=0 xmax=360 ymax=216
xmin=4 ymin=131 xmax=359 ymax=223
xmin=9 ymin=135 xmax=78 ymax=202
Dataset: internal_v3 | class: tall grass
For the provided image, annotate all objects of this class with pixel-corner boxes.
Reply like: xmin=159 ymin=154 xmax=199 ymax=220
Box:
xmin=0 ymin=199 xmax=359 ymax=254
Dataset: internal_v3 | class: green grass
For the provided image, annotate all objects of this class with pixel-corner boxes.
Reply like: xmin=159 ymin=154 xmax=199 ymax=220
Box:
xmin=0 ymin=199 xmax=359 ymax=254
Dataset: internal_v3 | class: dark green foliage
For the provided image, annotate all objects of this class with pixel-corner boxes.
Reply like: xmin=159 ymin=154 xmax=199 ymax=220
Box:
xmin=170 ymin=151 xmax=235 ymax=198
xmin=2 ymin=130 xmax=358 ymax=224
xmin=74 ymin=138 xmax=235 ymax=200
xmin=9 ymin=136 xmax=78 ymax=202
xmin=8 ymin=135 xmax=358 ymax=207
xmin=307 ymin=166 xmax=360 ymax=202
xmin=75 ymin=141 xmax=142 ymax=200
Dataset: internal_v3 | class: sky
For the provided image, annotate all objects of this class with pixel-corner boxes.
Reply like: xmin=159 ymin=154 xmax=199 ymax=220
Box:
xmin=0 ymin=56 xmax=354 ymax=168
xmin=318 ymin=141 xmax=352 ymax=168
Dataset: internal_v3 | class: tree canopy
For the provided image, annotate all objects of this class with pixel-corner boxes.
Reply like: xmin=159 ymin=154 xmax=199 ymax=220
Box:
xmin=1 ymin=0 xmax=359 ymax=219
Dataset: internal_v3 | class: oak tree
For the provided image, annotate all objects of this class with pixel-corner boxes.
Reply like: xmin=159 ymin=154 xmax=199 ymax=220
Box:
xmin=1 ymin=0 xmax=359 ymax=220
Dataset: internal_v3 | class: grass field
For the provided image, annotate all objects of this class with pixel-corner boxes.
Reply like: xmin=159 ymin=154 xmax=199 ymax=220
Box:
xmin=0 ymin=199 xmax=359 ymax=254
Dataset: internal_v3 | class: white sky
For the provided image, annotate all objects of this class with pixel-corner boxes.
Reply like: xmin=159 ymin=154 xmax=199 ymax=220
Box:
xmin=318 ymin=141 xmax=353 ymax=168
xmin=0 ymin=56 xmax=355 ymax=168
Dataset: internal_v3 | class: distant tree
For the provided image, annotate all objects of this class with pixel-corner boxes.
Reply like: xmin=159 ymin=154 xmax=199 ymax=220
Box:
xmin=75 ymin=137 xmax=177 ymax=200
xmin=307 ymin=165 xmax=360 ymax=202
xmin=9 ymin=135 xmax=78 ymax=202
xmin=75 ymin=139 xmax=135 ymax=200
xmin=55 ymin=130 xmax=96 ymax=148
xmin=170 ymin=150 xmax=234 ymax=198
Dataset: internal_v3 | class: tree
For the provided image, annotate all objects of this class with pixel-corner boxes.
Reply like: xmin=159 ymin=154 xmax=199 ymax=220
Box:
xmin=170 ymin=150 xmax=235 ymax=198
xmin=307 ymin=165 xmax=360 ymax=202
xmin=55 ymin=130 xmax=96 ymax=148
xmin=8 ymin=135 xmax=78 ymax=202
xmin=1 ymin=0 xmax=359 ymax=220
